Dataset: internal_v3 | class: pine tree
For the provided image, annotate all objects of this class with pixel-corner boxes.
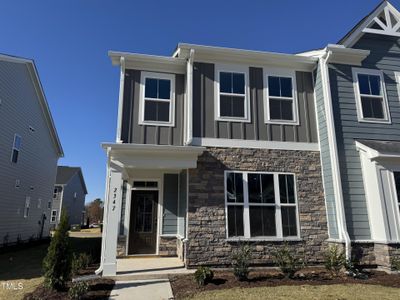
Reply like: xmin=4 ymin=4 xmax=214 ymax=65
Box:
xmin=43 ymin=208 xmax=72 ymax=290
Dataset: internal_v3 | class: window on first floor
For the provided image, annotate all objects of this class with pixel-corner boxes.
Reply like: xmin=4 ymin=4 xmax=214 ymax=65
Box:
xmin=11 ymin=134 xmax=21 ymax=163
xmin=225 ymin=171 xmax=299 ymax=239
xmin=51 ymin=210 xmax=57 ymax=223
xmin=24 ymin=197 xmax=30 ymax=218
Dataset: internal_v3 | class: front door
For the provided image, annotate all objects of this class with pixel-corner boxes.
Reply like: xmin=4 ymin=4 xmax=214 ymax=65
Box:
xmin=128 ymin=191 xmax=158 ymax=254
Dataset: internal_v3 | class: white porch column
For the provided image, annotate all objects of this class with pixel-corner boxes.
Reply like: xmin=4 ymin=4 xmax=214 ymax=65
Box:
xmin=101 ymin=162 xmax=123 ymax=276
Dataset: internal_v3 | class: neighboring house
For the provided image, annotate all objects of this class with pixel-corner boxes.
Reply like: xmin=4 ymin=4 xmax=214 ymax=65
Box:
xmin=97 ymin=1 xmax=400 ymax=276
xmin=51 ymin=166 xmax=88 ymax=228
xmin=0 ymin=54 xmax=63 ymax=246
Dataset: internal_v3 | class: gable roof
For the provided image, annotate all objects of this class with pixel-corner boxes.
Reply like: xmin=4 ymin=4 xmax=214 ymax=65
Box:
xmin=339 ymin=1 xmax=400 ymax=47
xmin=0 ymin=53 xmax=63 ymax=157
xmin=56 ymin=166 xmax=88 ymax=194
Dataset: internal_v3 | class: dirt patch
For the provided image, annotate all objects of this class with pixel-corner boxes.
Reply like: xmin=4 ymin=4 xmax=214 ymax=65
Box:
xmin=23 ymin=278 xmax=114 ymax=300
xmin=170 ymin=268 xmax=400 ymax=299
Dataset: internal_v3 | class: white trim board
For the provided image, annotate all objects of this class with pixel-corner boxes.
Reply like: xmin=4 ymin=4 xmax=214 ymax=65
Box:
xmin=191 ymin=137 xmax=319 ymax=151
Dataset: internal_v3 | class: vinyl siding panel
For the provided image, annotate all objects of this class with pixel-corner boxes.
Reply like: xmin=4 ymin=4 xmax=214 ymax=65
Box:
xmin=192 ymin=63 xmax=318 ymax=144
xmin=315 ymin=66 xmax=340 ymax=239
xmin=0 ymin=60 xmax=59 ymax=244
xmin=162 ymin=174 xmax=179 ymax=235
xmin=121 ymin=69 xmax=185 ymax=145
xmin=328 ymin=33 xmax=400 ymax=239
xmin=60 ymin=173 xmax=86 ymax=226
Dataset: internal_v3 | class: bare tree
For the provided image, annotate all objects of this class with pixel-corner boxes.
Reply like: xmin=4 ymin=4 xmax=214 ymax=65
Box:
xmin=85 ymin=198 xmax=103 ymax=224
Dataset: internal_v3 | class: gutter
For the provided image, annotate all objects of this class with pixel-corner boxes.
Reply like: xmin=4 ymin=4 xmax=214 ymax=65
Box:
xmin=116 ymin=57 xmax=125 ymax=143
xmin=185 ymin=49 xmax=195 ymax=146
xmin=320 ymin=50 xmax=351 ymax=259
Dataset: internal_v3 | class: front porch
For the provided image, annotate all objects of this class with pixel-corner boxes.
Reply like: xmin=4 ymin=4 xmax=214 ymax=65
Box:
xmin=98 ymin=143 xmax=204 ymax=276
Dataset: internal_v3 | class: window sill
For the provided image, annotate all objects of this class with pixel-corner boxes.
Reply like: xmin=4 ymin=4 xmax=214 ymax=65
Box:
xmin=215 ymin=116 xmax=251 ymax=123
xmin=226 ymin=237 xmax=302 ymax=242
xmin=357 ymin=118 xmax=391 ymax=125
xmin=139 ymin=121 xmax=175 ymax=127
xmin=265 ymin=120 xmax=299 ymax=126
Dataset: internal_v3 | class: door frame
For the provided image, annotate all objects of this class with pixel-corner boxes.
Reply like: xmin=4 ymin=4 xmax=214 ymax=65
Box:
xmin=126 ymin=177 xmax=162 ymax=256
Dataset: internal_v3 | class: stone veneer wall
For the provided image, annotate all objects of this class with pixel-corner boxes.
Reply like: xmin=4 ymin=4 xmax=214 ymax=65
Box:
xmin=159 ymin=236 xmax=177 ymax=256
xmin=186 ymin=147 xmax=329 ymax=267
xmin=117 ymin=235 xmax=126 ymax=257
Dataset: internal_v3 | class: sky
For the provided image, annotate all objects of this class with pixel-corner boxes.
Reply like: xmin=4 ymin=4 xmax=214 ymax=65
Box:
xmin=0 ymin=0 xmax=397 ymax=203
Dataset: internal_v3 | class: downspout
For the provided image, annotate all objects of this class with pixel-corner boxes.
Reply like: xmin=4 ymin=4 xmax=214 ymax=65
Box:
xmin=95 ymin=154 xmax=111 ymax=275
xmin=116 ymin=57 xmax=126 ymax=143
xmin=185 ymin=49 xmax=195 ymax=145
xmin=320 ymin=50 xmax=351 ymax=259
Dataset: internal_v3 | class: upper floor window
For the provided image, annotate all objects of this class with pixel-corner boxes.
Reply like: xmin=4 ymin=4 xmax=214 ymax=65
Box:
xmin=139 ymin=72 xmax=175 ymax=127
xmin=352 ymin=68 xmax=390 ymax=124
xmin=11 ymin=134 xmax=21 ymax=163
xmin=53 ymin=187 xmax=61 ymax=199
xmin=265 ymin=71 xmax=298 ymax=124
xmin=225 ymin=171 xmax=299 ymax=239
xmin=215 ymin=65 xmax=250 ymax=122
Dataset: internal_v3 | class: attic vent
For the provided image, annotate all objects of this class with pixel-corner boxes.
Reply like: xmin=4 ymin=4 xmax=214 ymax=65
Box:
xmin=364 ymin=6 xmax=400 ymax=36
xmin=15 ymin=179 xmax=20 ymax=188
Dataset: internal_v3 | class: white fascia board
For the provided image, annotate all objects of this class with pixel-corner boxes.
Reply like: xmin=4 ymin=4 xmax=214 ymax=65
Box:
xmin=355 ymin=141 xmax=400 ymax=161
xmin=108 ymin=51 xmax=186 ymax=74
xmin=102 ymin=142 xmax=205 ymax=153
xmin=176 ymin=43 xmax=318 ymax=71
xmin=299 ymin=45 xmax=370 ymax=66
xmin=192 ymin=137 xmax=319 ymax=152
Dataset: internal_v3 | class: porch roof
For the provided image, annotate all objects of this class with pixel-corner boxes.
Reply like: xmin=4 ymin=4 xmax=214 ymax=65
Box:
xmin=102 ymin=143 xmax=205 ymax=169
xmin=356 ymin=139 xmax=400 ymax=161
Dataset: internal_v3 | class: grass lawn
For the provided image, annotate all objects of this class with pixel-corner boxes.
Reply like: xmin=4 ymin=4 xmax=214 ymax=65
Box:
xmin=0 ymin=236 xmax=101 ymax=300
xmin=188 ymin=284 xmax=400 ymax=300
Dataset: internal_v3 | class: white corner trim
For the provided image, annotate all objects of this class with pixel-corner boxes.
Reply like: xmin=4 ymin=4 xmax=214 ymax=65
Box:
xmin=116 ymin=57 xmax=125 ymax=143
xmin=320 ymin=51 xmax=351 ymax=257
xmin=185 ymin=49 xmax=195 ymax=145
xmin=263 ymin=68 xmax=300 ymax=125
xmin=352 ymin=67 xmax=391 ymax=124
xmin=138 ymin=71 xmax=176 ymax=127
xmin=214 ymin=64 xmax=251 ymax=123
xmin=192 ymin=137 xmax=319 ymax=151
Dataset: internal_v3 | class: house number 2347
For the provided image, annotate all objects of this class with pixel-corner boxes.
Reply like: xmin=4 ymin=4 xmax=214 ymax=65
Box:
xmin=112 ymin=187 xmax=117 ymax=211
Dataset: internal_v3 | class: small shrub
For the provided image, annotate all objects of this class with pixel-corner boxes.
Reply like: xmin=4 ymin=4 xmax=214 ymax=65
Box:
xmin=324 ymin=245 xmax=346 ymax=276
xmin=194 ymin=266 xmax=214 ymax=286
xmin=345 ymin=259 xmax=368 ymax=280
xmin=391 ymin=256 xmax=400 ymax=271
xmin=43 ymin=208 xmax=72 ymax=291
xmin=273 ymin=242 xmax=305 ymax=278
xmin=68 ymin=281 xmax=89 ymax=300
xmin=232 ymin=243 xmax=251 ymax=281
xmin=72 ymin=253 xmax=92 ymax=275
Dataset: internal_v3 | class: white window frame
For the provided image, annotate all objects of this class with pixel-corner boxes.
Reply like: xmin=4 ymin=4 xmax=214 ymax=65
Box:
xmin=352 ymin=67 xmax=391 ymax=124
xmin=214 ymin=64 xmax=251 ymax=122
xmin=11 ymin=134 xmax=21 ymax=163
xmin=224 ymin=170 xmax=300 ymax=241
xmin=51 ymin=210 xmax=58 ymax=223
xmin=24 ymin=196 xmax=30 ymax=218
xmin=138 ymin=71 xmax=175 ymax=127
xmin=264 ymin=68 xmax=299 ymax=125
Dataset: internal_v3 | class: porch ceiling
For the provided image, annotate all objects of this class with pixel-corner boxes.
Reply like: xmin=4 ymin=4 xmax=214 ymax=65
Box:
xmin=102 ymin=143 xmax=205 ymax=169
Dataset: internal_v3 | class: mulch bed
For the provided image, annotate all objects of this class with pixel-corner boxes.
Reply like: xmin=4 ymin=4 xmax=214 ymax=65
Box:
xmin=23 ymin=265 xmax=115 ymax=300
xmin=170 ymin=268 xmax=400 ymax=299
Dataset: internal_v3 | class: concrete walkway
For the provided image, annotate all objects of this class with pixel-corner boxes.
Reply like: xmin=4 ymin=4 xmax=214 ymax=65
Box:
xmin=108 ymin=279 xmax=174 ymax=300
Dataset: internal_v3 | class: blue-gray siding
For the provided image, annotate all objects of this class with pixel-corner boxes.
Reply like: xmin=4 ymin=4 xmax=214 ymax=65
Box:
xmin=59 ymin=173 xmax=86 ymax=225
xmin=329 ymin=33 xmax=400 ymax=239
xmin=0 ymin=60 xmax=59 ymax=244
xmin=121 ymin=69 xmax=185 ymax=145
xmin=315 ymin=66 xmax=340 ymax=239
xmin=162 ymin=174 xmax=179 ymax=234
xmin=192 ymin=63 xmax=318 ymax=143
